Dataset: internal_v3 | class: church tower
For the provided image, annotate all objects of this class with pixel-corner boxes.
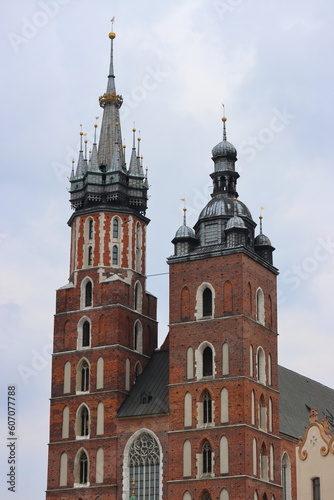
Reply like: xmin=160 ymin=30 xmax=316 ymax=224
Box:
xmin=167 ymin=116 xmax=280 ymax=499
xmin=45 ymin=30 xmax=157 ymax=499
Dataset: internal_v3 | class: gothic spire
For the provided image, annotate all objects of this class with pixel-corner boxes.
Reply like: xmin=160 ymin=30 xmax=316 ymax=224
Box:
xmin=98 ymin=29 xmax=124 ymax=169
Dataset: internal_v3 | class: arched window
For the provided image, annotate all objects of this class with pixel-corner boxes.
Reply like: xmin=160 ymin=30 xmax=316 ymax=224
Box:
xmin=250 ymin=344 xmax=254 ymax=377
xmin=134 ymin=321 xmax=143 ymax=353
xmin=220 ymin=436 xmax=229 ymax=474
xmin=253 ymin=438 xmax=257 ymax=476
xmin=259 ymin=394 xmax=266 ymax=431
xmin=78 ymin=405 xmax=89 ymax=437
xmin=282 ymin=453 xmax=292 ymax=500
xmin=268 ymin=398 xmax=273 ymax=432
xmin=129 ymin=432 xmax=160 ymax=499
xmin=183 ymin=439 xmax=191 ymax=477
xmin=76 ymin=359 xmax=89 ymax=392
xmin=183 ymin=492 xmax=191 ymax=500
xmin=85 ymin=281 xmax=92 ymax=307
xmin=256 ymin=288 xmax=265 ymax=324
xmin=313 ymin=478 xmax=321 ymax=500
xmin=257 ymin=347 xmax=266 ymax=384
xmin=260 ymin=443 xmax=268 ymax=481
xmin=220 ymin=387 xmax=228 ymax=423
xmin=88 ymin=219 xmax=93 ymax=240
xmin=97 ymin=402 xmax=104 ymax=435
xmin=134 ymin=281 xmax=142 ymax=312
xmin=203 ymin=391 xmax=212 ymax=424
xmin=184 ymin=392 xmax=192 ymax=427
xmin=60 ymin=452 xmax=68 ymax=486
xmin=112 ymin=245 xmax=118 ymax=265
xmin=222 ymin=342 xmax=229 ymax=375
xmin=251 ymin=390 xmax=255 ymax=425
xmin=203 ymin=287 xmax=213 ymax=317
xmin=203 ymin=346 xmax=213 ymax=377
xmin=63 ymin=361 xmax=71 ymax=394
xmin=270 ymin=445 xmax=274 ymax=481
xmin=202 ymin=441 xmax=212 ymax=474
xmin=220 ymin=488 xmax=229 ymax=500
xmin=134 ymin=362 xmax=142 ymax=381
xmin=96 ymin=357 xmax=104 ymax=390
xmin=268 ymin=353 xmax=272 ymax=386
xmin=82 ymin=321 xmax=90 ymax=347
xmin=113 ymin=218 xmax=119 ymax=239
xmin=87 ymin=246 xmax=93 ymax=266
xmin=79 ymin=450 xmax=88 ymax=484
xmin=96 ymin=448 xmax=104 ymax=483
xmin=186 ymin=347 xmax=194 ymax=380
xmin=62 ymin=406 xmax=69 ymax=439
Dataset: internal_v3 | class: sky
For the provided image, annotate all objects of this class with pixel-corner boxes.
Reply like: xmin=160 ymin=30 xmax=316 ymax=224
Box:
xmin=1 ymin=0 xmax=334 ymax=498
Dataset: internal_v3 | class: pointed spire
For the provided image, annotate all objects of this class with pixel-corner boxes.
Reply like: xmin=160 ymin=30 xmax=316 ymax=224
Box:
xmin=70 ymin=159 xmax=75 ymax=179
xmin=129 ymin=127 xmax=142 ymax=176
xmin=98 ymin=26 xmax=124 ymax=169
xmin=89 ymin=120 xmax=99 ymax=171
xmin=75 ymin=127 xmax=85 ymax=177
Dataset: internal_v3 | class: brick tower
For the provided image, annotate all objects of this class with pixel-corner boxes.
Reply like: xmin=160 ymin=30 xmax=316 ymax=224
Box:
xmin=45 ymin=30 xmax=157 ymax=499
xmin=167 ymin=116 xmax=281 ymax=499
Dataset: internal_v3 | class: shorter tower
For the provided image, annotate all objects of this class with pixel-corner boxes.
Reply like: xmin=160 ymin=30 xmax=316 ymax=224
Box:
xmin=167 ymin=115 xmax=280 ymax=499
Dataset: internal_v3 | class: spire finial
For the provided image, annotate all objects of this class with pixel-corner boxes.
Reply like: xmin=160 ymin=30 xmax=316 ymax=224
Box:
xmin=132 ymin=125 xmax=136 ymax=149
xmin=79 ymin=124 xmax=83 ymax=151
xmin=180 ymin=198 xmax=187 ymax=225
xmin=221 ymin=103 xmax=227 ymax=141
xmin=109 ymin=16 xmax=116 ymax=40
xmin=259 ymin=206 xmax=265 ymax=234
xmin=137 ymin=131 xmax=141 ymax=157
xmin=94 ymin=117 xmax=99 ymax=144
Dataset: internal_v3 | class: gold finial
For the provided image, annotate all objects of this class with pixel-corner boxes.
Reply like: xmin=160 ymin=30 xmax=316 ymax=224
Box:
xmin=222 ymin=103 xmax=227 ymax=122
xmin=109 ymin=16 xmax=116 ymax=38
xmin=123 ymin=144 xmax=126 ymax=149
xmin=115 ymin=122 xmax=119 ymax=126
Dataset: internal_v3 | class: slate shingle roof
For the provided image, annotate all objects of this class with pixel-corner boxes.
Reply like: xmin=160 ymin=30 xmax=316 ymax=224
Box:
xmin=117 ymin=350 xmax=169 ymax=418
xmin=278 ymin=365 xmax=334 ymax=439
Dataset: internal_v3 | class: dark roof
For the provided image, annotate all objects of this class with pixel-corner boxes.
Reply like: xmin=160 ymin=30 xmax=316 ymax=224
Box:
xmin=278 ymin=365 xmax=334 ymax=439
xmin=117 ymin=350 xmax=169 ymax=418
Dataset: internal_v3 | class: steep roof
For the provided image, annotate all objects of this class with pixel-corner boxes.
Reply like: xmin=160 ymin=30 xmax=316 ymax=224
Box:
xmin=278 ymin=365 xmax=334 ymax=439
xmin=117 ymin=350 xmax=169 ymax=418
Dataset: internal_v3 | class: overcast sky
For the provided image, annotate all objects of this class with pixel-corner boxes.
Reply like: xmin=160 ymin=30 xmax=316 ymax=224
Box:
xmin=1 ymin=0 xmax=334 ymax=498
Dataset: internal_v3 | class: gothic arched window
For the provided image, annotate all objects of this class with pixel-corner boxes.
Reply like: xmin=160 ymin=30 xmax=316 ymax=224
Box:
xmin=282 ymin=453 xmax=292 ymax=500
xmin=79 ymin=405 xmax=89 ymax=437
xmin=113 ymin=218 xmax=119 ymax=239
xmin=256 ymin=287 xmax=265 ymax=324
xmin=79 ymin=450 xmax=88 ymax=484
xmin=85 ymin=281 xmax=92 ymax=307
xmin=87 ymin=246 xmax=93 ymax=266
xmin=203 ymin=391 xmax=212 ymax=424
xmin=203 ymin=346 xmax=213 ymax=377
xmin=112 ymin=245 xmax=118 ymax=265
xmin=129 ymin=432 xmax=160 ymax=499
xmin=203 ymin=287 xmax=213 ymax=317
xmin=202 ymin=441 xmax=212 ymax=474
xmin=88 ymin=219 xmax=94 ymax=240
xmin=82 ymin=321 xmax=90 ymax=347
xmin=77 ymin=359 xmax=89 ymax=392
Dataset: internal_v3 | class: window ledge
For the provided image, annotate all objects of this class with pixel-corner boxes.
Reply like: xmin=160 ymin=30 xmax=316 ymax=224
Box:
xmin=76 ymin=435 xmax=90 ymax=440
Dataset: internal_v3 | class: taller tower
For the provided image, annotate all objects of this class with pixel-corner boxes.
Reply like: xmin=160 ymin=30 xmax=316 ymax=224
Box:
xmin=46 ymin=31 xmax=157 ymax=499
xmin=167 ymin=116 xmax=280 ymax=499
